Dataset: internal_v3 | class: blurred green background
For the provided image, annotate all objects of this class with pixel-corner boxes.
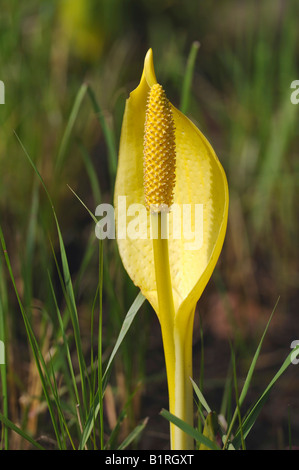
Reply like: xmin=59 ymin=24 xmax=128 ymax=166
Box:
xmin=0 ymin=0 xmax=299 ymax=450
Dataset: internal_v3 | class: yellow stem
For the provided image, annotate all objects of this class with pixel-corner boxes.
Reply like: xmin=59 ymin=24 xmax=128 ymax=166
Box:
xmin=151 ymin=212 xmax=194 ymax=450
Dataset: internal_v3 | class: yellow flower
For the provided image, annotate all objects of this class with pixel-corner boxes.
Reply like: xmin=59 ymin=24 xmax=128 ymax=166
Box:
xmin=114 ymin=49 xmax=229 ymax=449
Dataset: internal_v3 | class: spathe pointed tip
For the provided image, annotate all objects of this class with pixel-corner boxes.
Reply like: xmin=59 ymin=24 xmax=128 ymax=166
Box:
xmin=145 ymin=47 xmax=153 ymax=58
xmin=143 ymin=48 xmax=157 ymax=87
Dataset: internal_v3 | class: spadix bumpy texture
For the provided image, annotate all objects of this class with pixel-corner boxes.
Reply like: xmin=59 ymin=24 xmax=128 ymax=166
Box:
xmin=143 ymin=83 xmax=176 ymax=212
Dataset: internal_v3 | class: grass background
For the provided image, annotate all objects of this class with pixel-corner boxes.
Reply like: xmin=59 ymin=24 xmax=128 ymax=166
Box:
xmin=0 ymin=0 xmax=299 ymax=450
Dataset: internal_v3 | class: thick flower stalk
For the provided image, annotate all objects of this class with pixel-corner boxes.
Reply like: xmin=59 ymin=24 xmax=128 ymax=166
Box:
xmin=114 ymin=49 xmax=229 ymax=450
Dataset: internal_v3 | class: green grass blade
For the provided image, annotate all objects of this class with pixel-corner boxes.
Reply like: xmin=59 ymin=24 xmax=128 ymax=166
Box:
xmin=55 ymin=82 xmax=88 ymax=173
xmin=288 ymin=406 xmax=292 ymax=450
xmin=97 ymin=239 xmax=104 ymax=450
xmin=239 ymin=300 xmax=279 ymax=405
xmin=47 ymin=349 xmax=76 ymax=450
xmin=0 ymin=412 xmax=45 ymax=450
xmin=67 ymin=184 xmax=98 ymax=224
xmin=230 ymin=344 xmax=246 ymax=450
xmin=253 ymin=100 xmax=297 ymax=235
xmin=0 ymin=226 xmax=63 ymax=448
xmin=22 ymin=178 xmax=39 ymax=308
xmin=223 ymin=299 xmax=279 ymax=448
xmin=232 ymin=344 xmax=299 ymax=449
xmin=65 ymin=181 xmax=116 ymax=445
xmin=105 ymin=408 xmax=127 ymax=450
xmin=79 ymin=142 xmax=102 ymax=205
xmin=78 ymin=291 xmax=145 ymax=450
xmin=160 ymin=409 xmax=220 ymax=450
xmin=180 ymin=41 xmax=200 ymax=114
xmin=15 ymin=132 xmax=89 ymax=420
xmin=14 ymin=131 xmax=53 ymax=204
xmin=47 ymin=269 xmax=80 ymax=406
xmin=190 ymin=377 xmax=211 ymax=415
xmin=0 ymin=281 xmax=8 ymax=449
xmin=117 ymin=418 xmax=148 ymax=450
xmin=103 ymin=291 xmax=145 ymax=382
xmin=55 ymin=217 xmax=89 ymax=415
xmin=0 ymin=257 xmax=9 ymax=450
xmin=87 ymin=85 xmax=118 ymax=183
xmin=220 ymin=363 xmax=233 ymax=425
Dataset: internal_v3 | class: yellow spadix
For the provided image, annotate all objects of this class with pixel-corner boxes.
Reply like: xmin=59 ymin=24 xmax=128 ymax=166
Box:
xmin=143 ymin=83 xmax=176 ymax=212
xmin=114 ymin=49 xmax=229 ymax=450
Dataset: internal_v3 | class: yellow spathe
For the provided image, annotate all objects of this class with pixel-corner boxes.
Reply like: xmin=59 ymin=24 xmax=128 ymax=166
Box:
xmin=114 ymin=49 xmax=228 ymax=325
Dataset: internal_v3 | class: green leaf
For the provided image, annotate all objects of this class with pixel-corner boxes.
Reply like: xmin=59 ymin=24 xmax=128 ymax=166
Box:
xmin=160 ymin=409 xmax=220 ymax=450
xmin=79 ymin=291 xmax=145 ymax=450
xmin=117 ymin=418 xmax=148 ymax=450
xmin=0 ymin=412 xmax=45 ymax=450
xmin=55 ymin=82 xmax=88 ymax=173
xmin=180 ymin=41 xmax=200 ymax=114
xmin=103 ymin=291 xmax=145 ymax=382
xmin=223 ymin=299 xmax=279 ymax=448
xmin=232 ymin=345 xmax=299 ymax=449
xmin=190 ymin=377 xmax=211 ymax=414
xmin=87 ymin=85 xmax=118 ymax=182
xmin=14 ymin=131 xmax=89 ymax=420
xmin=0 ymin=226 xmax=64 ymax=448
